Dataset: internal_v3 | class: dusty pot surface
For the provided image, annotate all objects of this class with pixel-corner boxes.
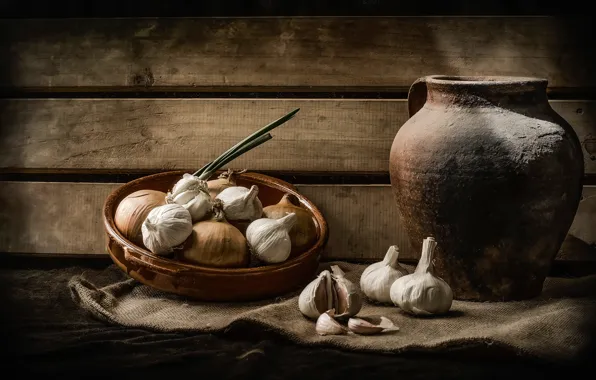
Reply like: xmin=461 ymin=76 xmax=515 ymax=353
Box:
xmin=389 ymin=75 xmax=584 ymax=301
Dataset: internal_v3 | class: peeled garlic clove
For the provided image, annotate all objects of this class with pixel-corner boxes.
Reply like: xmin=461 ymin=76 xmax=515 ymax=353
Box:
xmin=316 ymin=309 xmax=347 ymax=336
xmin=389 ymin=237 xmax=453 ymax=316
xmin=360 ymin=245 xmax=409 ymax=304
xmin=330 ymin=265 xmax=362 ymax=319
xmin=347 ymin=317 xmax=399 ymax=335
xmin=216 ymin=185 xmax=263 ymax=221
xmin=299 ymin=270 xmax=334 ymax=319
xmin=246 ymin=213 xmax=297 ymax=264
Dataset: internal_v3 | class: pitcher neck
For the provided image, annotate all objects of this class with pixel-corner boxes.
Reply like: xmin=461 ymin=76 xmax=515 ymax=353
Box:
xmin=423 ymin=75 xmax=549 ymax=109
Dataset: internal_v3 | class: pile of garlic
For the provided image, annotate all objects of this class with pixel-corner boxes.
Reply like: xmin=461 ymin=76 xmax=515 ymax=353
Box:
xmin=299 ymin=265 xmax=399 ymax=335
xmin=298 ymin=237 xmax=454 ymax=336
xmin=115 ymin=171 xmax=319 ymax=269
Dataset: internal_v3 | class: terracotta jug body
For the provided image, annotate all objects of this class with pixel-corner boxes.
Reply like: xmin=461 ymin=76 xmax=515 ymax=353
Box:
xmin=389 ymin=75 xmax=584 ymax=301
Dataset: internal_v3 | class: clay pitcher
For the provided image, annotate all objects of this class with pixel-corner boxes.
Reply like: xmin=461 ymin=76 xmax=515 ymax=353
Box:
xmin=389 ymin=76 xmax=584 ymax=301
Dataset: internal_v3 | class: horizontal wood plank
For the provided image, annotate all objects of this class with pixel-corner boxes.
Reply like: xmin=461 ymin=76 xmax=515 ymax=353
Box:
xmin=0 ymin=181 xmax=594 ymax=263
xmin=1 ymin=17 xmax=594 ymax=90
xmin=1 ymin=99 xmax=595 ymax=174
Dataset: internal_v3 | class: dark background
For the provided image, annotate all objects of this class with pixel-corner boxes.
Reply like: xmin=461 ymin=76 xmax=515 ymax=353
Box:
xmin=0 ymin=0 xmax=590 ymax=17
xmin=1 ymin=0 xmax=594 ymax=378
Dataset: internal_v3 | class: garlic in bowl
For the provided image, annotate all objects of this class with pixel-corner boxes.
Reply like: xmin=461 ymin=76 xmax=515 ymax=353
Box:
xmin=103 ymin=108 xmax=329 ymax=301
xmin=103 ymin=170 xmax=328 ymax=302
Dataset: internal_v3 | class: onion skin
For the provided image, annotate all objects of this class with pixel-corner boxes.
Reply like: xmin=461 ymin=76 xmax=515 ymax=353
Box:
xmin=207 ymin=178 xmax=235 ymax=199
xmin=263 ymin=194 xmax=318 ymax=257
xmin=206 ymin=169 xmax=243 ymax=199
xmin=114 ymin=190 xmax=166 ymax=247
xmin=180 ymin=215 xmax=249 ymax=268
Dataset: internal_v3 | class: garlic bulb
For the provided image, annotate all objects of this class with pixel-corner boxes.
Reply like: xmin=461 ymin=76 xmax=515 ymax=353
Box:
xmin=167 ymin=173 xmax=208 ymax=204
xmin=330 ymin=265 xmax=363 ymax=319
xmin=390 ymin=237 xmax=453 ymax=316
xmin=180 ymin=208 xmax=249 ymax=268
xmin=263 ymin=193 xmax=318 ymax=256
xmin=114 ymin=190 xmax=166 ymax=247
xmin=298 ymin=265 xmax=363 ymax=320
xmin=141 ymin=204 xmax=193 ymax=255
xmin=246 ymin=213 xmax=297 ymax=264
xmin=215 ymin=185 xmax=263 ymax=221
xmin=360 ymin=245 xmax=409 ymax=304
xmin=315 ymin=309 xmax=347 ymax=336
xmin=207 ymin=169 xmax=244 ymax=199
xmin=298 ymin=270 xmax=335 ymax=319
xmin=166 ymin=174 xmax=212 ymax=222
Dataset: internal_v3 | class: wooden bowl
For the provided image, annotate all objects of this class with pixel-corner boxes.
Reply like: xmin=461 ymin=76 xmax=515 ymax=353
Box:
xmin=103 ymin=170 xmax=328 ymax=302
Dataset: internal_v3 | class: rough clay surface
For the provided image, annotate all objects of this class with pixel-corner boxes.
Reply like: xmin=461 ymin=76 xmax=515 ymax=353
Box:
xmin=389 ymin=80 xmax=584 ymax=301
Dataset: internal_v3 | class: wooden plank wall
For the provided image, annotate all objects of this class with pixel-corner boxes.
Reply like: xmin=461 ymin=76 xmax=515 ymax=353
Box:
xmin=0 ymin=16 xmax=595 ymax=265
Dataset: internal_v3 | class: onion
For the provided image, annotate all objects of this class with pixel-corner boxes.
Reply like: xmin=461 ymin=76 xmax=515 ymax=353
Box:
xmin=180 ymin=208 xmax=249 ymax=268
xmin=263 ymin=193 xmax=318 ymax=257
xmin=114 ymin=189 xmax=166 ymax=247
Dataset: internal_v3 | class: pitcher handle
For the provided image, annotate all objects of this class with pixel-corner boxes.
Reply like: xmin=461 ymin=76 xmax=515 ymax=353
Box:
xmin=408 ymin=77 xmax=428 ymax=118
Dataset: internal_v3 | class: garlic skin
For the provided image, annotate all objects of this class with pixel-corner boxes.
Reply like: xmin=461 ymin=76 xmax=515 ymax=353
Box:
xmin=330 ymin=265 xmax=362 ymax=319
xmin=316 ymin=309 xmax=347 ymax=336
xmin=298 ymin=270 xmax=334 ymax=319
xmin=141 ymin=204 xmax=193 ymax=255
xmin=215 ymin=185 xmax=263 ymax=221
xmin=246 ymin=213 xmax=297 ymax=264
xmin=166 ymin=174 xmax=212 ymax=222
xmin=181 ymin=192 xmax=212 ymax=222
xmin=207 ymin=169 xmax=244 ymax=199
xmin=360 ymin=245 xmax=409 ymax=304
xmin=167 ymin=174 xmax=208 ymax=203
xmin=347 ymin=317 xmax=399 ymax=335
xmin=390 ymin=237 xmax=453 ymax=316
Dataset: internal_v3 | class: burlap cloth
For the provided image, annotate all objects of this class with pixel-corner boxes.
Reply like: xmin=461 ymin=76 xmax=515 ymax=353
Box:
xmin=68 ymin=261 xmax=596 ymax=363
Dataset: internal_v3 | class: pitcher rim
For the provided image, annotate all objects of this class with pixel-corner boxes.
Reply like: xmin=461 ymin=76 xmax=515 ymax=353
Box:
xmin=423 ymin=75 xmax=548 ymax=86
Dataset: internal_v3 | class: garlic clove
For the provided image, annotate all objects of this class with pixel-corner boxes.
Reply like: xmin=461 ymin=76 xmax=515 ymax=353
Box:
xmin=171 ymin=173 xmax=201 ymax=195
xmin=182 ymin=192 xmax=212 ymax=222
xmin=299 ymin=270 xmax=333 ymax=319
xmin=347 ymin=316 xmax=399 ymax=335
xmin=171 ymin=189 xmax=199 ymax=205
xmin=169 ymin=174 xmax=209 ymax=201
xmin=330 ymin=265 xmax=362 ymax=319
xmin=315 ymin=309 xmax=348 ymax=336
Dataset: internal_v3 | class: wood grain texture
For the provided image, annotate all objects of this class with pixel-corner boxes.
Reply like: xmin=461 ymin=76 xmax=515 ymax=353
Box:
xmin=1 ymin=99 xmax=595 ymax=173
xmin=1 ymin=17 xmax=594 ymax=90
xmin=0 ymin=181 xmax=593 ymax=262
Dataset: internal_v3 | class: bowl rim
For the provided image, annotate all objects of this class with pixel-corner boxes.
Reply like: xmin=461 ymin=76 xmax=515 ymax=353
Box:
xmin=103 ymin=170 xmax=329 ymax=275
